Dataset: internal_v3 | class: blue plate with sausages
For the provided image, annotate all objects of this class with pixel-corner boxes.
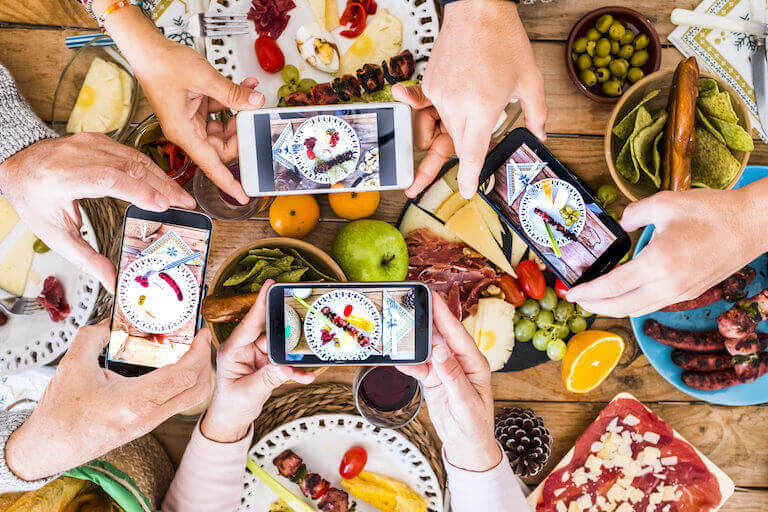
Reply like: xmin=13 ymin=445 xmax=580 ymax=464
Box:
xmin=629 ymin=166 xmax=768 ymax=405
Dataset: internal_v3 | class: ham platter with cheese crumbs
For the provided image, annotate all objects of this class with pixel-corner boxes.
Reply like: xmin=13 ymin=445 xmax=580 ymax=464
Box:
xmin=527 ymin=393 xmax=734 ymax=512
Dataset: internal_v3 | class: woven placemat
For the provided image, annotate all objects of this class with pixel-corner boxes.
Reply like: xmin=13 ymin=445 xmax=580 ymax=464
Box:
xmin=254 ymin=382 xmax=446 ymax=489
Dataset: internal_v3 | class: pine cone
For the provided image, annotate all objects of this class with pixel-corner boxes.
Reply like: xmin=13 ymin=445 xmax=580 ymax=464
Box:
xmin=494 ymin=407 xmax=553 ymax=478
xmin=401 ymin=289 xmax=415 ymax=311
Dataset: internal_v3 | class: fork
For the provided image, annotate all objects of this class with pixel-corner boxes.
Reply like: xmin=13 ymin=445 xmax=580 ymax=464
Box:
xmin=0 ymin=295 xmax=43 ymax=316
xmin=187 ymin=12 xmax=250 ymax=38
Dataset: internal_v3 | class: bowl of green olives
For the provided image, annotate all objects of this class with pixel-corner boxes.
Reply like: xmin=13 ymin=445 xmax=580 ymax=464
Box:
xmin=566 ymin=7 xmax=661 ymax=103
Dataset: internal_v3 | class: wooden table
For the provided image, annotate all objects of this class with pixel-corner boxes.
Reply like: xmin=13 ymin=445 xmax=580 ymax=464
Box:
xmin=2 ymin=1 xmax=767 ymax=509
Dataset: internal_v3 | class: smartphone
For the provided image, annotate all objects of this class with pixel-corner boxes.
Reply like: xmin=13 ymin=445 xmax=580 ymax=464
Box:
xmin=104 ymin=206 xmax=212 ymax=377
xmin=236 ymin=102 xmax=414 ymax=197
xmin=267 ymin=282 xmax=431 ymax=366
xmin=478 ymin=128 xmax=631 ymax=287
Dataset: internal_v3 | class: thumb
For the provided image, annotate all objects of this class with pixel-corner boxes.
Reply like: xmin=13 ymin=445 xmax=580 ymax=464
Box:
xmin=63 ymin=321 xmax=110 ymax=365
xmin=206 ymin=71 xmax=265 ymax=111
xmin=392 ymin=83 xmax=432 ymax=110
xmin=241 ymin=364 xmax=292 ymax=402
xmin=619 ymin=194 xmax=672 ymax=232
xmin=517 ymin=76 xmax=548 ymax=141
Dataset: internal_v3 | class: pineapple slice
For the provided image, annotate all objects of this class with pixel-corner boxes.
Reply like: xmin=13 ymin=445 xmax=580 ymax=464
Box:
xmin=67 ymin=57 xmax=132 ymax=134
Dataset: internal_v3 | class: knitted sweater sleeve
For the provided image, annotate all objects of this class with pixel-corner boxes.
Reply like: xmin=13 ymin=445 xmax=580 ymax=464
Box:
xmin=0 ymin=409 xmax=58 ymax=493
xmin=0 ymin=64 xmax=58 ymax=165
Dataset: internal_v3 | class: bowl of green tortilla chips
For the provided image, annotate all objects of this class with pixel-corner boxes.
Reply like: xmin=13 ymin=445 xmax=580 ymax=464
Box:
xmin=605 ymin=69 xmax=752 ymax=201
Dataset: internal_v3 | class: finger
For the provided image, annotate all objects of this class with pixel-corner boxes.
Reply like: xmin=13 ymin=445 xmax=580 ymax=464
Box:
xmin=517 ymin=76 xmax=548 ymax=141
xmin=567 ymin=252 xmax=652 ymax=302
xmin=407 ymin=132 xmax=454 ymax=198
xmin=72 ymin=166 xmax=174 ymax=211
xmin=432 ymin=293 xmax=482 ymax=361
xmin=395 ymin=363 xmax=430 ymax=382
xmin=430 ymin=344 xmax=476 ymax=403
xmin=207 ymin=131 xmax=239 ymax=165
xmin=454 ymin=115 xmax=496 ymax=199
xmin=63 ymin=321 xmax=110 ymax=364
xmin=392 ymin=83 xmax=432 ymax=110
xmin=48 ymin=229 xmax=117 ymax=293
xmin=222 ymin=282 xmax=272 ymax=351
xmin=203 ymin=70 xmax=265 ymax=112
xmin=184 ymin=139 xmax=249 ymax=204
xmin=575 ymin=285 xmax=668 ymax=318
xmin=286 ymin=367 xmax=316 ymax=385
xmin=620 ymin=193 xmax=674 ymax=232
xmin=238 ymin=364 xmax=293 ymax=402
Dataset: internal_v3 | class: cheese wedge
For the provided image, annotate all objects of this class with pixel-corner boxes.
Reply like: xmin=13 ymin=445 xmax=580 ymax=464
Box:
xmin=67 ymin=57 xmax=132 ymax=134
xmin=0 ymin=230 xmax=37 ymax=296
xmin=324 ymin=0 xmax=339 ymax=31
xmin=306 ymin=0 xmax=327 ymax=32
xmin=441 ymin=164 xmax=460 ymax=192
xmin=418 ymin=178 xmax=453 ymax=214
xmin=444 ymin=201 xmax=516 ymax=276
xmin=473 ymin=298 xmax=515 ymax=371
xmin=434 ymin=192 xmax=468 ymax=222
xmin=398 ymin=204 xmax=461 ymax=243
xmin=0 ymin=199 xmax=19 ymax=244
xmin=471 ymin=195 xmax=527 ymax=267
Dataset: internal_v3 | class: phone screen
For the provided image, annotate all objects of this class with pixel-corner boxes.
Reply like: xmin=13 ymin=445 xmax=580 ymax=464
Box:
xmin=483 ymin=140 xmax=622 ymax=285
xmin=107 ymin=209 xmax=211 ymax=371
xmin=268 ymin=283 xmax=431 ymax=365
xmin=248 ymin=106 xmax=396 ymax=193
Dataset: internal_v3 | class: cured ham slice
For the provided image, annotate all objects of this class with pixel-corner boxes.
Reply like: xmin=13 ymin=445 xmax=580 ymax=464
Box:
xmin=36 ymin=276 xmax=70 ymax=322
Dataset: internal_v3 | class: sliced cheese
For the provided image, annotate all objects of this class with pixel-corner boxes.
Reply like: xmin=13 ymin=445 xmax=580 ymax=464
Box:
xmin=471 ymin=195 xmax=526 ymax=269
xmin=399 ymin=204 xmax=461 ymax=243
xmin=444 ymin=201 xmax=517 ymax=276
xmin=0 ymin=230 xmax=36 ymax=296
xmin=324 ymin=0 xmax=340 ymax=31
xmin=306 ymin=0 xmax=326 ymax=29
xmin=66 ymin=57 xmax=131 ymax=134
xmin=441 ymin=164 xmax=459 ymax=192
xmin=0 ymin=198 xmax=20 ymax=244
xmin=472 ymin=298 xmax=515 ymax=371
xmin=418 ymin=178 xmax=453 ymax=213
xmin=434 ymin=192 xmax=468 ymax=222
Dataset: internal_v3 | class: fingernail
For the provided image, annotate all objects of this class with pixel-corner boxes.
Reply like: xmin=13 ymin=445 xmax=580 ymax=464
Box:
xmin=459 ymin=186 xmax=473 ymax=199
xmin=249 ymin=91 xmax=264 ymax=106
xmin=433 ymin=345 xmax=449 ymax=362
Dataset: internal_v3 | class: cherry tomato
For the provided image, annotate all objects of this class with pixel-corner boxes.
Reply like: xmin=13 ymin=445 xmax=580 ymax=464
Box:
xmin=515 ymin=260 xmax=546 ymax=300
xmin=497 ymin=274 xmax=526 ymax=307
xmin=339 ymin=446 xmax=367 ymax=479
xmin=254 ymin=36 xmax=285 ymax=73
xmin=339 ymin=2 xmax=366 ymax=38
xmin=554 ymin=278 xmax=570 ymax=300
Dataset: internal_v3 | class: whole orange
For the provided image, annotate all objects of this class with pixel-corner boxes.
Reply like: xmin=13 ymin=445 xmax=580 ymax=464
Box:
xmin=269 ymin=194 xmax=320 ymax=239
xmin=327 ymin=183 xmax=380 ymax=220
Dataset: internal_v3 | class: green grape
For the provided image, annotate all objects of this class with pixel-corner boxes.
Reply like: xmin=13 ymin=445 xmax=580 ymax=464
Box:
xmin=539 ymin=287 xmax=558 ymax=311
xmin=515 ymin=318 xmax=536 ymax=342
xmin=532 ymin=330 xmax=550 ymax=351
xmin=281 ymin=64 xmax=300 ymax=84
xmin=535 ymin=309 xmax=554 ymax=330
xmin=297 ymin=78 xmax=318 ymax=93
xmin=569 ymin=316 xmax=588 ymax=333
xmin=576 ymin=304 xmax=594 ymax=317
xmin=520 ymin=299 xmax=540 ymax=318
xmin=547 ymin=339 xmax=567 ymax=361
xmin=33 ymin=239 xmax=50 ymax=254
xmin=553 ymin=323 xmax=570 ymax=339
xmin=513 ymin=310 xmax=522 ymax=323
xmin=277 ymin=84 xmax=294 ymax=101
xmin=554 ymin=300 xmax=575 ymax=322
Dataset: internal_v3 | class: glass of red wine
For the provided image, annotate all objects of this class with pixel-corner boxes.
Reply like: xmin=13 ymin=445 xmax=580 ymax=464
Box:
xmin=353 ymin=366 xmax=423 ymax=429
xmin=192 ymin=164 xmax=272 ymax=220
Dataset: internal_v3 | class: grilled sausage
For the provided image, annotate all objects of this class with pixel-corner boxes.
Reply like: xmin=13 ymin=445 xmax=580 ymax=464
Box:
xmin=682 ymin=353 xmax=768 ymax=390
xmin=661 ymin=56 xmax=699 ymax=191
xmin=643 ymin=319 xmax=726 ymax=352
xmin=721 ymin=266 xmax=757 ymax=301
xmin=724 ymin=333 xmax=768 ymax=356
xmin=716 ymin=290 xmax=768 ymax=339
xmin=671 ymin=350 xmax=733 ymax=372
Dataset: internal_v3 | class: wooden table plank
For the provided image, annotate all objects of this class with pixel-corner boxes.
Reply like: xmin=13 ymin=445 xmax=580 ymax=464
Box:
xmin=0 ymin=0 xmax=96 ymax=28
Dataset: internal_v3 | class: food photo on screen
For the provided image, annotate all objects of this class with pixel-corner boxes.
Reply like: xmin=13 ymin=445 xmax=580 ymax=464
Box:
xmin=282 ymin=287 xmax=416 ymax=363
xmin=107 ymin=218 xmax=209 ymax=369
xmin=485 ymin=144 xmax=618 ymax=284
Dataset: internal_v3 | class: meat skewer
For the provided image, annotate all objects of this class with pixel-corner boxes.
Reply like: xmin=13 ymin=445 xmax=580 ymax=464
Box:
xmin=662 ymin=266 xmax=755 ymax=311
xmin=643 ymin=319 xmax=727 ymax=352
xmin=273 ymin=449 xmax=350 ymax=512
xmin=717 ymin=290 xmax=768 ymax=339
xmin=723 ymin=333 xmax=768 ymax=356
xmin=533 ymin=208 xmax=578 ymax=243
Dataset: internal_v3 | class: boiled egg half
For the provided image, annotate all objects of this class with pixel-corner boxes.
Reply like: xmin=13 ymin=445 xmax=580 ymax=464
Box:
xmin=295 ymin=23 xmax=340 ymax=74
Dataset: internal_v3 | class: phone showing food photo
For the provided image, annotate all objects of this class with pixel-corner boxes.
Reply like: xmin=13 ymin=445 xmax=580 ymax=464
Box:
xmin=479 ymin=128 xmax=631 ymax=287
xmin=236 ymin=102 xmax=413 ymax=197
xmin=103 ymin=206 xmax=212 ymax=377
xmin=267 ymin=282 xmax=431 ymax=366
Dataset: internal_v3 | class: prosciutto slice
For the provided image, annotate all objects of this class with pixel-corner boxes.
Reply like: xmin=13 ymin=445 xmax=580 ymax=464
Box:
xmin=37 ymin=276 xmax=70 ymax=322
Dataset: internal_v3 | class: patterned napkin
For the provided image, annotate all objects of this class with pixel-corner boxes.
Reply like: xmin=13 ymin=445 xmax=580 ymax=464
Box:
xmin=668 ymin=0 xmax=768 ymax=141
xmin=0 ymin=367 xmax=55 ymax=411
xmin=143 ymin=230 xmax=203 ymax=266
xmin=149 ymin=0 xmax=208 ymax=52
xmin=382 ymin=290 xmax=414 ymax=359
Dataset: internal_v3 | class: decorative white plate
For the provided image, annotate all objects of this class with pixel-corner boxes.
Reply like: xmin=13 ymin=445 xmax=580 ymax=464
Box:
xmin=240 ymin=414 xmax=443 ymax=512
xmin=304 ymin=290 xmax=380 ymax=361
xmin=291 ymin=115 xmax=360 ymax=184
xmin=0 ymin=208 xmax=100 ymax=375
xmin=205 ymin=0 xmax=439 ymax=108
xmin=117 ymin=255 xmax=199 ymax=334
xmin=519 ymin=178 xmax=586 ymax=248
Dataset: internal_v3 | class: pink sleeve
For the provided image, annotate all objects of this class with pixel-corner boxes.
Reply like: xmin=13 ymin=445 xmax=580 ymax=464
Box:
xmin=443 ymin=444 xmax=530 ymax=512
xmin=162 ymin=421 xmax=252 ymax=512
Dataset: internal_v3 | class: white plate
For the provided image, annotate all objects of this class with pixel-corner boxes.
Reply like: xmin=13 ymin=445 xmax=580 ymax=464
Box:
xmin=519 ymin=178 xmax=586 ymax=248
xmin=291 ymin=115 xmax=360 ymax=184
xmin=240 ymin=414 xmax=443 ymax=512
xmin=205 ymin=0 xmax=439 ymax=108
xmin=304 ymin=289 xmax=380 ymax=361
xmin=0 ymin=208 xmax=100 ymax=375
xmin=116 ymin=255 xmax=199 ymax=334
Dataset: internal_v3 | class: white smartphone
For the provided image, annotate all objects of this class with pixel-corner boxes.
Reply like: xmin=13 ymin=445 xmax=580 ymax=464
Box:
xmin=236 ymin=102 xmax=414 ymax=197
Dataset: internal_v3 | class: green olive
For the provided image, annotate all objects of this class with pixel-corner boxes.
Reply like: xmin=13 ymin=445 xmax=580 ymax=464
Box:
xmin=611 ymin=40 xmax=620 ymax=55
xmin=595 ymin=14 xmax=614 ymax=33
xmin=572 ymin=51 xmax=579 ymax=62
xmin=593 ymin=55 xmax=612 ymax=67
xmin=297 ymin=78 xmax=318 ymax=93
xmin=627 ymin=67 xmax=645 ymax=83
xmin=634 ymin=33 xmax=650 ymax=50
xmin=586 ymin=28 xmax=601 ymax=41
xmin=580 ymin=69 xmax=598 ymax=87
xmin=596 ymin=38 xmax=611 ymax=57
xmin=620 ymin=30 xmax=636 ymax=45
xmin=277 ymin=84 xmax=294 ymax=100
xmin=33 ymin=239 xmax=50 ymax=254
xmin=618 ymin=44 xmax=634 ymax=59
xmin=596 ymin=184 xmax=618 ymax=206
xmin=596 ymin=67 xmax=611 ymax=83
xmin=280 ymin=64 xmax=300 ymax=84
xmin=609 ymin=58 xmax=629 ymax=78
xmin=608 ymin=21 xmax=627 ymax=41
xmin=630 ymin=50 xmax=649 ymax=67
xmin=573 ymin=36 xmax=588 ymax=54
xmin=602 ymin=79 xmax=623 ymax=97
xmin=576 ymin=53 xmax=592 ymax=71
xmin=585 ymin=40 xmax=597 ymax=57
xmin=606 ymin=205 xmax=619 ymax=219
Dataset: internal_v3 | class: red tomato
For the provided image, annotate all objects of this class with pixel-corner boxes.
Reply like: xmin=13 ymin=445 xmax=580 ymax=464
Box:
xmin=554 ymin=278 xmax=570 ymax=300
xmin=339 ymin=446 xmax=367 ymax=479
xmin=339 ymin=2 xmax=366 ymax=38
xmin=254 ymin=36 xmax=285 ymax=73
xmin=497 ymin=274 xmax=526 ymax=307
xmin=515 ymin=260 xmax=546 ymax=300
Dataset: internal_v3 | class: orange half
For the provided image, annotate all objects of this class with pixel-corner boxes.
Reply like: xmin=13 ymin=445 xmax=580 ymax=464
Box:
xmin=562 ymin=330 xmax=624 ymax=393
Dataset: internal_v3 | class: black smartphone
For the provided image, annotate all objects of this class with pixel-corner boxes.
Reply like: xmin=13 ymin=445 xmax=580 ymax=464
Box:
xmin=103 ymin=206 xmax=212 ymax=377
xmin=478 ymin=128 xmax=630 ymax=287
xmin=267 ymin=282 xmax=432 ymax=366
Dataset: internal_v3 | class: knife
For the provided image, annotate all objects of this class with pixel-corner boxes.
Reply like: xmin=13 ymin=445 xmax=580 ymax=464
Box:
xmin=750 ymin=0 xmax=768 ymax=135
xmin=671 ymin=8 xmax=768 ymax=35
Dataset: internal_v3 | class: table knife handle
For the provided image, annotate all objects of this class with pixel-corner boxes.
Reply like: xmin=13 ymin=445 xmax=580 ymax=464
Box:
xmin=671 ymin=8 xmax=766 ymax=36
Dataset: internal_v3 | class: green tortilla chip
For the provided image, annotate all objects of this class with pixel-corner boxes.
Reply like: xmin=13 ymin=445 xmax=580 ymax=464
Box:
xmin=628 ymin=107 xmax=654 ymax=180
xmin=284 ymin=248 xmax=335 ymax=281
xmin=652 ymin=130 xmax=664 ymax=176
xmin=695 ymin=108 xmax=726 ymax=145
xmin=698 ymin=77 xmax=719 ymax=98
xmin=615 ymin=138 xmax=638 ymax=183
xmin=632 ymin=111 xmax=668 ymax=188
xmin=276 ymin=268 xmax=309 ymax=282
xmin=612 ymin=89 xmax=661 ymax=140
xmin=223 ymin=259 xmax=268 ymax=287
xmin=248 ymin=248 xmax=287 ymax=257
xmin=697 ymin=91 xmax=739 ymax=123
xmin=692 ymin=127 xmax=741 ymax=189
xmin=709 ymin=117 xmax=754 ymax=152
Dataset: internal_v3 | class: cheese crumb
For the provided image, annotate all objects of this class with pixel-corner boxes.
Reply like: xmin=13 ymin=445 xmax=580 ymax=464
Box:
xmin=591 ymin=441 xmax=604 ymax=453
xmin=556 ymin=501 xmax=567 ymax=512
xmin=577 ymin=494 xmax=592 ymax=509
xmin=641 ymin=446 xmax=661 ymax=465
xmin=561 ymin=471 xmax=570 ymax=483
xmin=660 ymin=456 xmax=678 ymax=466
xmin=643 ymin=431 xmax=660 ymax=444
xmin=661 ymin=485 xmax=678 ymax=501
xmin=616 ymin=504 xmax=633 ymax=512
xmin=554 ymin=488 xmax=565 ymax=497
xmin=629 ymin=487 xmax=645 ymax=504
xmin=623 ymin=414 xmax=640 ymax=426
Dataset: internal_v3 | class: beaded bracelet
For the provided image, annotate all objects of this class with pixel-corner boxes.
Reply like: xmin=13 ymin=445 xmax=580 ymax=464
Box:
xmin=97 ymin=0 xmax=148 ymax=26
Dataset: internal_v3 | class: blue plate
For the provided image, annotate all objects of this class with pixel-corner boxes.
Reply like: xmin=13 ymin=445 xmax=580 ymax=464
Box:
xmin=629 ymin=166 xmax=768 ymax=405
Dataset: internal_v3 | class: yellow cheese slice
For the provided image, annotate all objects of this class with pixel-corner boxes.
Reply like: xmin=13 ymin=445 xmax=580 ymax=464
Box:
xmin=471 ymin=195 xmax=526 ymax=269
xmin=399 ymin=204 xmax=461 ymax=243
xmin=324 ymin=0 xmax=340 ymax=31
xmin=418 ymin=178 xmax=453 ymax=214
xmin=444 ymin=201 xmax=516 ymax=276
xmin=474 ymin=298 xmax=515 ymax=371
xmin=67 ymin=58 xmax=131 ymax=134
xmin=434 ymin=192 xmax=468 ymax=222
xmin=0 ymin=199 xmax=20 ymax=244
xmin=306 ymin=0 xmax=326 ymax=30
xmin=441 ymin=164 xmax=460 ymax=192
xmin=0 ymin=230 xmax=37 ymax=296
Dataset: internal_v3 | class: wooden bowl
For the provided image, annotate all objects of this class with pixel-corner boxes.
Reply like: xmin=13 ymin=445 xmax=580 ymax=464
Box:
xmin=605 ymin=69 xmax=751 ymax=202
xmin=207 ymin=237 xmax=346 ymax=348
xmin=566 ymin=6 xmax=661 ymax=104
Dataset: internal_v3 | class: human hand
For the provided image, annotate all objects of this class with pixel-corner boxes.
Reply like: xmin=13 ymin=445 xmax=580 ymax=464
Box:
xmin=397 ymin=294 xmax=500 ymax=471
xmin=567 ymin=188 xmax=761 ymax=317
xmin=422 ymin=0 xmax=547 ymax=198
xmin=201 ymin=281 xmax=315 ymax=443
xmin=0 ymin=133 xmax=195 ymax=292
xmin=5 ymin=322 xmax=211 ymax=482
xmin=392 ymin=83 xmax=455 ymax=197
